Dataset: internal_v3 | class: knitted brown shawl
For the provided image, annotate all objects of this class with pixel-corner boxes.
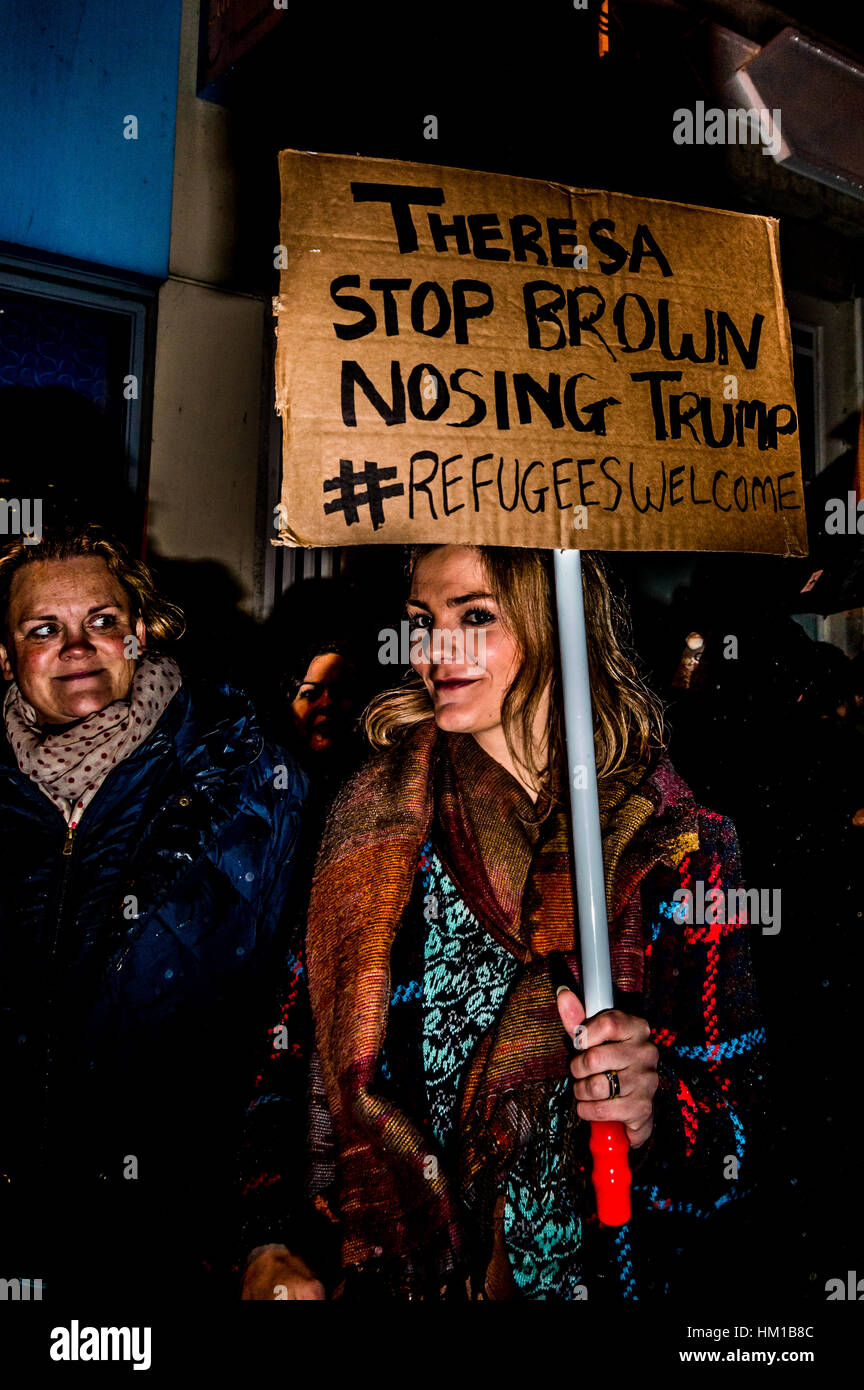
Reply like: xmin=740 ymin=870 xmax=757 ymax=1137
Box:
xmin=305 ymin=719 xmax=698 ymax=1283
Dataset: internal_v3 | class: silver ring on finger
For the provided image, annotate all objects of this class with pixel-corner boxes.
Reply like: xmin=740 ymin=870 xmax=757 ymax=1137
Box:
xmin=605 ymin=1070 xmax=621 ymax=1100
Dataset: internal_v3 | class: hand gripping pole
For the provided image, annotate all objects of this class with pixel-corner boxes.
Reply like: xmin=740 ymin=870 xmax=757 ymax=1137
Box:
xmin=553 ymin=548 xmax=631 ymax=1226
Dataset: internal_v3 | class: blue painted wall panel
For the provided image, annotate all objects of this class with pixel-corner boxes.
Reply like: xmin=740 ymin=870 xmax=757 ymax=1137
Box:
xmin=0 ymin=0 xmax=183 ymax=277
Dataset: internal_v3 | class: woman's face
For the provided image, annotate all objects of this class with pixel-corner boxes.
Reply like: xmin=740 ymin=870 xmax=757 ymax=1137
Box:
xmin=291 ymin=650 xmax=358 ymax=754
xmin=407 ymin=546 xmax=519 ymax=736
xmin=0 ymin=556 xmax=146 ymax=726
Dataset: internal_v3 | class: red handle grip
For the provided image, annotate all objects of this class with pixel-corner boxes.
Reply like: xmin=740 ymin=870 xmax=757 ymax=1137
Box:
xmin=589 ymin=1120 xmax=631 ymax=1225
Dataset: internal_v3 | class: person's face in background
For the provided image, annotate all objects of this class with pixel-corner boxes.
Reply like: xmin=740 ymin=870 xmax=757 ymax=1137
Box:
xmin=291 ymin=651 xmax=358 ymax=755
xmin=0 ymin=556 xmax=146 ymax=726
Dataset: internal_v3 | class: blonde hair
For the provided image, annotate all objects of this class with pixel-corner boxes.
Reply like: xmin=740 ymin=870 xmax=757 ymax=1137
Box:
xmin=0 ymin=524 xmax=185 ymax=648
xmin=364 ymin=545 xmax=665 ymax=793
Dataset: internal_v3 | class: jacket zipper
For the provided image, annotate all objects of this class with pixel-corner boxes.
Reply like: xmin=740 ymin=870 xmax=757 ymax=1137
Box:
xmin=39 ymin=823 xmax=78 ymax=1165
xmin=51 ymin=824 xmax=77 ymax=952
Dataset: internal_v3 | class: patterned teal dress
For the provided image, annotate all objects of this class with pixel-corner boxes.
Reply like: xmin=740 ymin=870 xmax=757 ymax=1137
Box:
xmin=379 ymin=838 xmax=585 ymax=1299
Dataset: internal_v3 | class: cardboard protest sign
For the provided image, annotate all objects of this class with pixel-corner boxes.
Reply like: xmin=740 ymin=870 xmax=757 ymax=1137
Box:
xmin=274 ymin=150 xmax=807 ymax=555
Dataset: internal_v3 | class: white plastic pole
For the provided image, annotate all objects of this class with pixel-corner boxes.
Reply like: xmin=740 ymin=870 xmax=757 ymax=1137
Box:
xmin=553 ymin=548 xmax=612 ymax=1017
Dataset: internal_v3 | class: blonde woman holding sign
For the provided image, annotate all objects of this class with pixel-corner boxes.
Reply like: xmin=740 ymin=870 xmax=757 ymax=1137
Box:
xmin=242 ymin=542 xmax=766 ymax=1301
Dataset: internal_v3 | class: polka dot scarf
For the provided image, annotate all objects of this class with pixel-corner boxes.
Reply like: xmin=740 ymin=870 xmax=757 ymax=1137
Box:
xmin=3 ymin=654 xmax=182 ymax=827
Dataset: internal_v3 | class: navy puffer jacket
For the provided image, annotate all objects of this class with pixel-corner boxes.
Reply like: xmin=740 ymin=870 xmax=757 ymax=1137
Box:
xmin=0 ymin=677 xmax=306 ymax=1295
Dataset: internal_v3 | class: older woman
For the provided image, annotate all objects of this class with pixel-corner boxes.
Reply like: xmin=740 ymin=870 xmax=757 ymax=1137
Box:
xmin=0 ymin=524 xmax=306 ymax=1299
xmin=243 ymin=543 xmax=766 ymax=1301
